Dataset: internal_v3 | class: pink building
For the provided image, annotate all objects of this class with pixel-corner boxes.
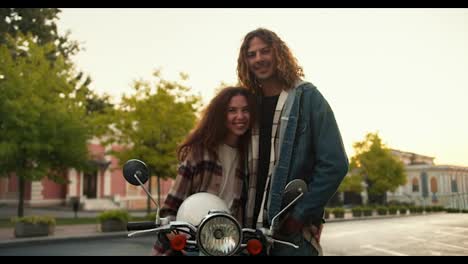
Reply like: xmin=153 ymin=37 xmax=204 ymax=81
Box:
xmin=0 ymin=140 xmax=174 ymax=210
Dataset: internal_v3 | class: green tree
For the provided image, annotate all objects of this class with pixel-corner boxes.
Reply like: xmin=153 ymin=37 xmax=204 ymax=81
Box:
xmin=0 ymin=34 xmax=91 ymax=217
xmin=75 ymin=79 xmax=115 ymax=138
xmin=0 ymin=8 xmax=79 ymax=59
xmin=338 ymin=173 xmax=363 ymax=193
xmin=350 ymin=132 xmax=407 ymax=205
xmin=108 ymin=71 xmax=201 ymax=214
xmin=0 ymin=8 xmax=113 ymax=135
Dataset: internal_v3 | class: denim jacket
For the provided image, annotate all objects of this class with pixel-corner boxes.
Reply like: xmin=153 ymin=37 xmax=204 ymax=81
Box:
xmin=267 ymin=82 xmax=349 ymax=226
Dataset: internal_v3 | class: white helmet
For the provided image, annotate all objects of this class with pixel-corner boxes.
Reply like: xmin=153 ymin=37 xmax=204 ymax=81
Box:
xmin=176 ymin=192 xmax=229 ymax=226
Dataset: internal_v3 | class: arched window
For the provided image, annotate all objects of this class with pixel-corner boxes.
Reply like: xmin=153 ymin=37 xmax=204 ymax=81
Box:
xmin=451 ymin=176 xmax=458 ymax=193
xmin=412 ymin=178 xmax=419 ymax=192
xmin=430 ymin=177 xmax=438 ymax=193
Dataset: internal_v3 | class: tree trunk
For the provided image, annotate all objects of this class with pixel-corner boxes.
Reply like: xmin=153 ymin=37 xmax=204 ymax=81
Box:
xmin=157 ymin=176 xmax=161 ymax=207
xmin=365 ymin=179 xmax=372 ymax=205
xmin=18 ymin=177 xmax=25 ymax=217
xmin=146 ymin=176 xmax=152 ymax=215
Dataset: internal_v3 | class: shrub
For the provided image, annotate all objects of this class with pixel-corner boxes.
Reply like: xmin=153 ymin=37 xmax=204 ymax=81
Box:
xmin=398 ymin=206 xmax=408 ymax=215
xmin=446 ymin=208 xmax=460 ymax=213
xmin=97 ymin=210 xmax=130 ymax=223
xmin=409 ymin=206 xmax=423 ymax=214
xmin=332 ymin=207 xmax=345 ymax=218
xmin=146 ymin=212 xmax=156 ymax=221
xmin=11 ymin=215 xmax=56 ymax=226
xmin=12 ymin=215 xmax=56 ymax=238
xmin=388 ymin=206 xmax=398 ymax=215
xmin=351 ymin=207 xmax=363 ymax=217
xmin=362 ymin=207 xmax=373 ymax=216
xmin=376 ymin=206 xmax=388 ymax=216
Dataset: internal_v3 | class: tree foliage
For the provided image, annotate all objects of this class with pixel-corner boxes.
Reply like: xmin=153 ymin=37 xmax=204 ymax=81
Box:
xmin=0 ymin=35 xmax=91 ymax=216
xmin=0 ymin=8 xmax=114 ymax=138
xmin=338 ymin=173 xmax=363 ymax=193
xmin=0 ymin=8 xmax=79 ymax=59
xmin=108 ymin=71 xmax=201 ymax=180
xmin=0 ymin=8 xmax=114 ymax=216
xmin=349 ymin=132 xmax=407 ymax=203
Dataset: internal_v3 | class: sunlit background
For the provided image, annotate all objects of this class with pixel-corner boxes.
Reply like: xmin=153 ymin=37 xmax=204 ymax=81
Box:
xmin=57 ymin=8 xmax=468 ymax=166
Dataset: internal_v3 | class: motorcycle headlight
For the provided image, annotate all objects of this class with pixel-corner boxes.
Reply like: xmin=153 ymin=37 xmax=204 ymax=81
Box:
xmin=197 ymin=213 xmax=242 ymax=256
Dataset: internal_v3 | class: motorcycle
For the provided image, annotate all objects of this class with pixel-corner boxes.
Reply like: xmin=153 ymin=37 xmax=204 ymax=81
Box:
xmin=122 ymin=159 xmax=308 ymax=256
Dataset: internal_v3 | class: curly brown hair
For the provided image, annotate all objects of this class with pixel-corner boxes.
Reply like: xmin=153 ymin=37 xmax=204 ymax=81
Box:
xmin=176 ymin=86 xmax=256 ymax=163
xmin=237 ymin=28 xmax=304 ymax=95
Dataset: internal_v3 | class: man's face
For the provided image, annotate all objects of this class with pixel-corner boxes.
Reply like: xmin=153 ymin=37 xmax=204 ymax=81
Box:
xmin=246 ymin=37 xmax=276 ymax=81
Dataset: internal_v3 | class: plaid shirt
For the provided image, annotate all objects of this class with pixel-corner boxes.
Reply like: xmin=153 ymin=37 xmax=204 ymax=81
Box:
xmin=245 ymin=90 xmax=289 ymax=228
xmin=161 ymin=148 xmax=245 ymax=223
xmin=155 ymin=147 xmax=245 ymax=256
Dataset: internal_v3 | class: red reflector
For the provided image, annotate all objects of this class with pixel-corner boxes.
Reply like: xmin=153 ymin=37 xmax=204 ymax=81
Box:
xmin=170 ymin=234 xmax=187 ymax=251
xmin=247 ymin=239 xmax=263 ymax=255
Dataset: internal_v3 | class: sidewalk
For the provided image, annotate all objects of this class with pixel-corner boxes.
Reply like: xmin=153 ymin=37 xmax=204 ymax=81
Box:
xmin=0 ymin=223 xmax=129 ymax=248
xmin=0 ymin=205 xmax=147 ymax=219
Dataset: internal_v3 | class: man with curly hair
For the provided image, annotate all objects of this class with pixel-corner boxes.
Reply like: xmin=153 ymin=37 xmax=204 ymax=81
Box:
xmin=237 ymin=28 xmax=349 ymax=256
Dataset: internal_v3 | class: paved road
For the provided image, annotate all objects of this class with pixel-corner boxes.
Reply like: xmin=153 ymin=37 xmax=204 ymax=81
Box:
xmin=1 ymin=213 xmax=467 ymax=255
xmin=321 ymin=213 xmax=468 ymax=256
xmin=0 ymin=235 xmax=155 ymax=256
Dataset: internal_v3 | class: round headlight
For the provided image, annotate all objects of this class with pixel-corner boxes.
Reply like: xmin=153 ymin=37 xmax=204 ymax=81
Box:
xmin=197 ymin=213 xmax=242 ymax=256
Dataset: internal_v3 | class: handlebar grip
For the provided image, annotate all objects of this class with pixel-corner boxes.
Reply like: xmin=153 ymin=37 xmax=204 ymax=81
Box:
xmin=127 ymin=221 xmax=157 ymax=231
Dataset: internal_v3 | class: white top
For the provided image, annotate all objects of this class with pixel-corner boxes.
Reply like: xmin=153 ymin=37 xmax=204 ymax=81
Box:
xmin=217 ymin=144 xmax=239 ymax=207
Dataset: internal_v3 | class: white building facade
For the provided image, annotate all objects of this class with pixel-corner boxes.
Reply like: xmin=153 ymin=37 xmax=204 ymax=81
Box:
xmin=388 ymin=150 xmax=468 ymax=209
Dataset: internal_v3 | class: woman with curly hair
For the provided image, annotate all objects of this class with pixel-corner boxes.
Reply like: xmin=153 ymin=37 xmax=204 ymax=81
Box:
xmin=154 ymin=86 xmax=255 ymax=255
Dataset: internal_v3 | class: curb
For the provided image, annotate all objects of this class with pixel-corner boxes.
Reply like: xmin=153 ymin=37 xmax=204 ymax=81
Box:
xmin=324 ymin=211 xmax=445 ymax=223
xmin=0 ymin=231 xmax=131 ymax=249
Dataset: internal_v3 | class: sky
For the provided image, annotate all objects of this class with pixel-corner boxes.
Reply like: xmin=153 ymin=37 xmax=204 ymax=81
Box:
xmin=57 ymin=8 xmax=468 ymax=166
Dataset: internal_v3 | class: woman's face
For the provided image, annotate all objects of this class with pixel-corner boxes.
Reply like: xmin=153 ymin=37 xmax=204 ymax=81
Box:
xmin=225 ymin=94 xmax=251 ymax=140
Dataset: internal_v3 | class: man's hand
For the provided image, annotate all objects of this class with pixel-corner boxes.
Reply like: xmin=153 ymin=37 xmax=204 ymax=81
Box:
xmin=277 ymin=214 xmax=304 ymax=235
xmin=310 ymin=224 xmax=323 ymax=243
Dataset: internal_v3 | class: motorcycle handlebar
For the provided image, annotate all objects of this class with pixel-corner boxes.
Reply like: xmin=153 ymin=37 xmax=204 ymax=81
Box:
xmin=127 ymin=221 xmax=157 ymax=231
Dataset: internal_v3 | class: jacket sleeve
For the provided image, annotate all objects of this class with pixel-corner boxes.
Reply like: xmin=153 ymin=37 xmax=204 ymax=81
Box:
xmin=291 ymin=87 xmax=349 ymax=226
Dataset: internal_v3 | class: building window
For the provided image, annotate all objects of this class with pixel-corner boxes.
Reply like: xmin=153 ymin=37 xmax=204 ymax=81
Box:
xmin=430 ymin=177 xmax=438 ymax=193
xmin=420 ymin=172 xmax=429 ymax=198
xmin=451 ymin=176 xmax=458 ymax=193
xmin=412 ymin=178 xmax=419 ymax=192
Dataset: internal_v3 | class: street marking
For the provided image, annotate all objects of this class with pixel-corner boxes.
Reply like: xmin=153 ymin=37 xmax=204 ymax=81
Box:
xmin=449 ymin=226 xmax=468 ymax=231
xmin=326 ymin=230 xmax=365 ymax=238
xmin=361 ymin=245 xmax=408 ymax=256
xmin=435 ymin=230 xmax=468 ymax=239
xmin=407 ymin=236 xmax=468 ymax=251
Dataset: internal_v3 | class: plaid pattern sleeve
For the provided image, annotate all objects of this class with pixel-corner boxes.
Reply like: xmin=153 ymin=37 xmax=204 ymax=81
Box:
xmin=161 ymin=159 xmax=194 ymax=218
xmin=161 ymin=150 xmax=245 ymax=224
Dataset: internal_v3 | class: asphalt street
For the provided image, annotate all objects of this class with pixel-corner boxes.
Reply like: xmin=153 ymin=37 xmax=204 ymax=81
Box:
xmin=321 ymin=213 xmax=468 ymax=256
xmin=1 ymin=213 xmax=467 ymax=256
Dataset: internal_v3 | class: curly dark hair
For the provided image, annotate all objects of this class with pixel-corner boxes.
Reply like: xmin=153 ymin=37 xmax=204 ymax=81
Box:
xmin=237 ymin=28 xmax=304 ymax=94
xmin=177 ymin=86 xmax=256 ymax=163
